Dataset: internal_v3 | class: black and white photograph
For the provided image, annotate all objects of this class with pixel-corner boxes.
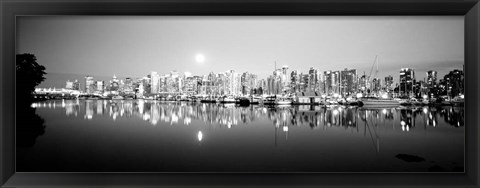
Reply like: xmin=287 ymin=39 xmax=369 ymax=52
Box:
xmin=16 ymin=16 xmax=465 ymax=172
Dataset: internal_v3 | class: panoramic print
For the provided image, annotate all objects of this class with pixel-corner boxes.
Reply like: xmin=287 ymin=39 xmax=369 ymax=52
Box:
xmin=16 ymin=16 xmax=464 ymax=172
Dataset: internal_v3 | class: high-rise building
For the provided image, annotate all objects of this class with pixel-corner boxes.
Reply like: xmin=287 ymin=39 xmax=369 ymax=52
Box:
xmin=372 ymin=78 xmax=381 ymax=93
xmin=399 ymin=68 xmax=415 ymax=96
xmin=65 ymin=80 xmax=74 ymax=89
xmin=426 ymin=70 xmax=437 ymax=88
xmin=71 ymin=80 xmax=80 ymax=90
xmin=324 ymin=71 xmax=340 ymax=95
xmin=308 ymin=67 xmax=318 ymax=92
xmin=290 ymin=70 xmax=298 ymax=93
xmin=150 ymin=72 xmax=160 ymax=94
xmin=183 ymin=73 xmax=197 ymax=95
xmin=281 ymin=66 xmax=289 ymax=92
xmin=124 ymin=77 xmax=133 ymax=93
xmin=384 ymin=75 xmax=394 ymax=91
xmin=340 ymin=68 xmax=357 ymax=95
xmin=85 ymin=76 xmax=95 ymax=94
xmin=96 ymin=81 xmax=104 ymax=93
xmin=109 ymin=74 xmax=120 ymax=92
xmin=299 ymin=73 xmax=308 ymax=92
xmin=442 ymin=69 xmax=464 ymax=97
xmin=359 ymin=75 xmax=367 ymax=92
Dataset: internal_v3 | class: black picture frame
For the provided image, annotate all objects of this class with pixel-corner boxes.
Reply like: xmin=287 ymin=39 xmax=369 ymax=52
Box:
xmin=1 ymin=0 xmax=479 ymax=187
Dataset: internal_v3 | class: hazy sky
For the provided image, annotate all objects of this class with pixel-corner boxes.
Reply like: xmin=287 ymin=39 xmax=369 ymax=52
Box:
xmin=17 ymin=16 xmax=464 ymax=88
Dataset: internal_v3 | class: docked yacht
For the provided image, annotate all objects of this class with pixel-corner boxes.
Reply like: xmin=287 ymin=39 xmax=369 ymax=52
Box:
xmin=359 ymin=97 xmax=399 ymax=107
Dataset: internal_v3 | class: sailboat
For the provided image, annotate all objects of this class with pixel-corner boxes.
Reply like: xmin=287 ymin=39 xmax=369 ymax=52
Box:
xmin=359 ymin=56 xmax=400 ymax=108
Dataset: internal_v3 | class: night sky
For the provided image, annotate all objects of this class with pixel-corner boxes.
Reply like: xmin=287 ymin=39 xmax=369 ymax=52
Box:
xmin=16 ymin=16 xmax=464 ymax=88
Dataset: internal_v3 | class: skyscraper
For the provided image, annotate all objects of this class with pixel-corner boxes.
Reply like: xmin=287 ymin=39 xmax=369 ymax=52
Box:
xmin=399 ymin=68 xmax=415 ymax=96
xmin=85 ymin=76 xmax=95 ymax=94
xmin=384 ymin=75 xmax=394 ymax=91
xmin=426 ymin=70 xmax=437 ymax=88
xmin=308 ymin=67 xmax=318 ymax=92
xmin=443 ymin=69 xmax=464 ymax=97
xmin=96 ymin=80 xmax=104 ymax=93
xmin=281 ymin=65 xmax=289 ymax=92
xmin=290 ymin=70 xmax=298 ymax=93
xmin=340 ymin=68 xmax=357 ymax=95
xmin=150 ymin=72 xmax=160 ymax=94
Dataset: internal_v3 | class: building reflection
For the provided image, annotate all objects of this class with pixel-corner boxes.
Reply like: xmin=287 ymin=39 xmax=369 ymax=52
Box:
xmin=31 ymin=100 xmax=465 ymax=131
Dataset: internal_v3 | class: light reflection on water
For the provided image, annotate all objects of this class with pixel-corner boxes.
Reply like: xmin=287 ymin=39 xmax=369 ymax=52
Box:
xmin=20 ymin=99 xmax=464 ymax=172
xmin=31 ymin=99 xmax=465 ymax=130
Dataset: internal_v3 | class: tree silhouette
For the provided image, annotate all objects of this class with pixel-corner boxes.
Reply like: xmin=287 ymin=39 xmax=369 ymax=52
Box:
xmin=16 ymin=53 xmax=47 ymax=148
xmin=16 ymin=53 xmax=46 ymax=105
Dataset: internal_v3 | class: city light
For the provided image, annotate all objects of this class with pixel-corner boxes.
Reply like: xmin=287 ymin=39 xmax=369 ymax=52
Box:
xmin=333 ymin=109 xmax=339 ymax=115
xmin=197 ymin=131 xmax=203 ymax=142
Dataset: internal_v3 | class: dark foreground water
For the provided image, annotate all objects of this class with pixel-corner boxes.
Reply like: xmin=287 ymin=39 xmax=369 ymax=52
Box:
xmin=16 ymin=99 xmax=464 ymax=172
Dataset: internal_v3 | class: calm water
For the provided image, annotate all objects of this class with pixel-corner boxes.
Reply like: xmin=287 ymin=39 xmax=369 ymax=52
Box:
xmin=16 ymin=99 xmax=464 ymax=172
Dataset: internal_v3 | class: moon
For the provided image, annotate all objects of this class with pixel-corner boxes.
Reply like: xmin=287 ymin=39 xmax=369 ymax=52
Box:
xmin=195 ymin=54 xmax=205 ymax=63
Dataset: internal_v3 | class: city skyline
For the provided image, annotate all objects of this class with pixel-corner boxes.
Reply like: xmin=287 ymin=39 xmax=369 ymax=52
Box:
xmin=16 ymin=16 xmax=464 ymax=88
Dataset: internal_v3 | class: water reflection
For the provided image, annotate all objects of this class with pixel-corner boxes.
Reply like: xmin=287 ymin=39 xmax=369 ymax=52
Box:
xmin=31 ymin=100 xmax=465 ymax=130
xmin=22 ymin=100 xmax=465 ymax=172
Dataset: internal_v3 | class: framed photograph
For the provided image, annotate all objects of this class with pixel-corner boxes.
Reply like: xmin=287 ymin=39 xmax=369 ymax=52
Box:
xmin=1 ymin=0 xmax=479 ymax=187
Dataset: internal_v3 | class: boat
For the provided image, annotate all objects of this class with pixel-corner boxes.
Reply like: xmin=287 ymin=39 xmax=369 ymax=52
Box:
xmin=263 ymin=96 xmax=277 ymax=105
xmin=359 ymin=97 xmax=399 ymax=107
xmin=201 ymin=96 xmax=217 ymax=103
xmin=409 ymin=98 xmax=423 ymax=106
xmin=219 ymin=96 xmax=236 ymax=103
xmin=112 ymin=95 xmax=124 ymax=100
xmin=451 ymin=96 xmax=465 ymax=106
xmin=236 ymin=97 xmax=250 ymax=106
xmin=250 ymin=97 xmax=261 ymax=104
xmin=275 ymin=97 xmax=292 ymax=105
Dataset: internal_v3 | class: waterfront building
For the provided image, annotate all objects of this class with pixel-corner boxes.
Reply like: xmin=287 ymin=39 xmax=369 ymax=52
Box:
xmin=257 ymin=79 xmax=267 ymax=95
xmin=109 ymin=75 xmax=120 ymax=92
xmin=150 ymin=72 xmax=160 ymax=94
xmin=267 ymin=75 xmax=281 ymax=95
xmin=141 ymin=76 xmax=151 ymax=95
xmin=241 ymin=72 xmax=249 ymax=95
xmin=324 ymin=71 xmax=340 ymax=95
xmin=426 ymin=70 xmax=437 ymax=89
xmin=183 ymin=73 xmax=197 ymax=95
xmin=317 ymin=72 xmax=325 ymax=95
xmin=308 ymin=67 xmax=318 ymax=93
xmin=399 ymin=68 xmax=415 ymax=97
xmin=281 ymin=66 xmax=289 ymax=93
xmin=340 ymin=68 xmax=357 ymax=96
xmin=72 ymin=80 xmax=80 ymax=91
xmin=385 ymin=75 xmax=394 ymax=91
xmin=65 ymin=80 xmax=74 ymax=90
xmin=299 ymin=73 xmax=308 ymax=93
xmin=124 ymin=77 xmax=134 ymax=93
xmin=372 ymin=78 xmax=381 ymax=93
xmin=96 ymin=80 xmax=104 ymax=93
xmin=441 ymin=69 xmax=464 ymax=97
xmin=358 ymin=75 xmax=366 ymax=92
xmin=85 ymin=76 xmax=96 ymax=94
xmin=415 ymin=80 xmax=428 ymax=97
xmin=290 ymin=70 xmax=298 ymax=93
